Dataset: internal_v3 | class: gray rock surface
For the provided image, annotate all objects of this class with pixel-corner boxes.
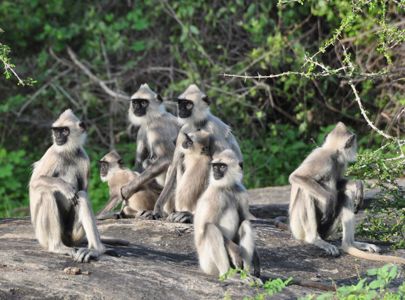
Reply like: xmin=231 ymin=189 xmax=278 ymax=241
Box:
xmin=0 ymin=186 xmax=404 ymax=300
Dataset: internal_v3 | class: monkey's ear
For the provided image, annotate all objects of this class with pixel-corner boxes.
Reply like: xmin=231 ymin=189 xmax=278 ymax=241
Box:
xmin=157 ymin=94 xmax=163 ymax=102
xmin=202 ymin=96 xmax=210 ymax=105
xmin=118 ymin=159 xmax=124 ymax=165
xmin=345 ymin=135 xmax=356 ymax=149
xmin=239 ymin=162 xmax=244 ymax=170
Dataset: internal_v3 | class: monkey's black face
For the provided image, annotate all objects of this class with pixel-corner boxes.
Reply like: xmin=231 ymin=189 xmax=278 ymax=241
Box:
xmin=52 ymin=127 xmax=70 ymax=145
xmin=132 ymin=98 xmax=149 ymax=116
xmin=177 ymin=99 xmax=194 ymax=118
xmin=99 ymin=161 xmax=109 ymax=177
xmin=212 ymin=163 xmax=227 ymax=180
xmin=182 ymin=134 xmax=193 ymax=149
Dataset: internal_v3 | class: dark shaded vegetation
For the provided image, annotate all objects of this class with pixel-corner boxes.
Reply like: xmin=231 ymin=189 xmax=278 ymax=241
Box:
xmin=0 ymin=0 xmax=403 ymax=239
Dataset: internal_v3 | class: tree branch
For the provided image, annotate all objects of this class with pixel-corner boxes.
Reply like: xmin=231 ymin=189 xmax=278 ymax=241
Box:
xmin=67 ymin=47 xmax=130 ymax=101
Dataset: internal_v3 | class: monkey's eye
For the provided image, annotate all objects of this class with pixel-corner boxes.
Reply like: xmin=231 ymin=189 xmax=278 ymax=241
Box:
xmin=62 ymin=128 xmax=70 ymax=136
xmin=79 ymin=122 xmax=86 ymax=130
xmin=141 ymin=100 xmax=148 ymax=107
xmin=220 ymin=165 xmax=227 ymax=171
xmin=186 ymin=103 xmax=193 ymax=110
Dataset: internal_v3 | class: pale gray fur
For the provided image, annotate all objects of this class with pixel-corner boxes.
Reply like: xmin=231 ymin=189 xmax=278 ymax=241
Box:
xmin=153 ymin=84 xmax=242 ymax=217
xmin=289 ymin=122 xmax=405 ymax=264
xmin=121 ymin=84 xmax=181 ymax=200
xmin=29 ymin=109 xmax=105 ymax=263
xmin=194 ymin=149 xmax=260 ymax=276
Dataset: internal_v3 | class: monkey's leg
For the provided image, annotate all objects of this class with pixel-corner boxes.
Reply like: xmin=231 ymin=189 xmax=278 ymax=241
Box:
xmin=225 ymin=240 xmax=243 ymax=269
xmin=340 ymin=191 xmax=380 ymax=253
xmin=301 ymin=195 xmax=340 ymax=256
xmin=167 ymin=211 xmax=193 ymax=223
xmin=238 ymin=220 xmax=257 ymax=274
xmin=35 ymin=193 xmax=76 ymax=257
xmin=199 ymin=224 xmax=231 ymax=276
xmin=72 ymin=191 xmax=105 ymax=263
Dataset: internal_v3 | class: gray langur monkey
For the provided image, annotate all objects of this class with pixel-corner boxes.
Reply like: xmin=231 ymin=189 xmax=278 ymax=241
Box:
xmin=289 ymin=122 xmax=405 ymax=264
xmin=121 ymin=84 xmax=181 ymax=201
xmin=153 ymin=84 xmax=242 ymax=217
xmin=97 ymin=150 xmax=160 ymax=220
xmin=165 ymin=130 xmax=212 ymax=223
xmin=194 ymin=150 xmax=260 ymax=277
xmin=29 ymin=109 xmax=105 ymax=262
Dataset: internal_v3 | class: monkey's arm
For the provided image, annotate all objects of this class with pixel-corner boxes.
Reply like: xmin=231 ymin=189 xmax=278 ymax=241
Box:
xmin=289 ymin=160 xmax=338 ymax=225
xmin=121 ymin=156 xmax=170 ymax=200
xmin=135 ymin=133 xmax=148 ymax=171
xmin=30 ymin=175 xmax=72 ymax=193
xmin=30 ymin=175 xmax=78 ymax=203
xmin=152 ymin=132 xmax=187 ymax=216
xmin=288 ymin=162 xmax=334 ymax=203
xmin=97 ymin=193 xmax=122 ymax=217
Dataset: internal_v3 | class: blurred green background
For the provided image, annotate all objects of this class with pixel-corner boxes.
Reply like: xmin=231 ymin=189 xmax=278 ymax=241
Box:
xmin=0 ymin=0 xmax=403 ymax=217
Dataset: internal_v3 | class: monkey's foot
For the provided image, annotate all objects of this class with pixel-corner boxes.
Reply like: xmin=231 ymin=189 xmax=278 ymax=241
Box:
xmin=135 ymin=210 xmax=155 ymax=220
xmin=73 ymin=248 xmax=101 ymax=263
xmin=311 ymin=239 xmax=340 ymax=257
xmin=167 ymin=211 xmax=193 ymax=223
xmin=353 ymin=241 xmax=381 ymax=253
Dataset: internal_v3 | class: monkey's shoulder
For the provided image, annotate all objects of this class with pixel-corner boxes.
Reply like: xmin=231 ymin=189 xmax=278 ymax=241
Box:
xmin=205 ymin=114 xmax=231 ymax=138
xmin=304 ymin=147 xmax=338 ymax=166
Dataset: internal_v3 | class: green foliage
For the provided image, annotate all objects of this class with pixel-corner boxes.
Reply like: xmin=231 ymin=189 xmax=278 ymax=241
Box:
xmin=302 ymin=264 xmax=404 ymax=300
xmin=0 ymin=0 xmax=403 ymax=223
xmin=348 ymin=143 xmax=405 ymax=249
xmin=0 ymin=42 xmax=35 ymax=85
xmin=0 ymin=148 xmax=32 ymax=217
xmin=220 ymin=268 xmax=292 ymax=300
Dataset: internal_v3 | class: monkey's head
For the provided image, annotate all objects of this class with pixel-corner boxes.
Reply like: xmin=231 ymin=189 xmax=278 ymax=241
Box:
xmin=51 ymin=109 xmax=86 ymax=152
xmin=99 ymin=150 xmax=123 ymax=182
xmin=181 ymin=130 xmax=212 ymax=156
xmin=128 ymin=84 xmax=163 ymax=125
xmin=177 ymin=84 xmax=210 ymax=123
xmin=210 ymin=149 xmax=243 ymax=187
xmin=324 ymin=122 xmax=357 ymax=162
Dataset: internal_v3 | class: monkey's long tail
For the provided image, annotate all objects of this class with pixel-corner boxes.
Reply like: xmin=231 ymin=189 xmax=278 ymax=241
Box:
xmin=101 ymin=237 xmax=130 ymax=246
xmin=343 ymin=246 xmax=405 ymax=264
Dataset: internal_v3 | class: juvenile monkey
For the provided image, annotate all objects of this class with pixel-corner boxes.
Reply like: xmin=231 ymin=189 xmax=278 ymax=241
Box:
xmin=121 ymin=84 xmax=181 ymax=201
xmin=194 ymin=150 xmax=260 ymax=277
xmin=289 ymin=122 xmax=405 ymax=264
xmin=166 ymin=130 xmax=212 ymax=223
xmin=154 ymin=84 xmax=242 ymax=217
xmin=97 ymin=150 xmax=160 ymax=219
xmin=29 ymin=109 xmax=105 ymax=262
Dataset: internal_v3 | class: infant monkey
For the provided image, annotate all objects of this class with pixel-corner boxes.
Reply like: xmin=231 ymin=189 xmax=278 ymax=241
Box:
xmin=97 ymin=150 xmax=160 ymax=220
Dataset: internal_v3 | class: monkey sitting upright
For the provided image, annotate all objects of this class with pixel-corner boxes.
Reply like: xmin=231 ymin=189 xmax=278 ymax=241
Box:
xmin=97 ymin=150 xmax=160 ymax=219
xmin=165 ymin=130 xmax=212 ymax=223
xmin=121 ymin=84 xmax=181 ymax=202
xmin=194 ymin=149 xmax=260 ymax=277
xmin=154 ymin=84 xmax=243 ymax=218
xmin=289 ymin=122 xmax=405 ymax=264
xmin=29 ymin=109 xmax=105 ymax=262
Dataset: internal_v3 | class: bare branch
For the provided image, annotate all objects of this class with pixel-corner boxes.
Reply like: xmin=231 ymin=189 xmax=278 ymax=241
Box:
xmin=66 ymin=47 xmax=130 ymax=101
